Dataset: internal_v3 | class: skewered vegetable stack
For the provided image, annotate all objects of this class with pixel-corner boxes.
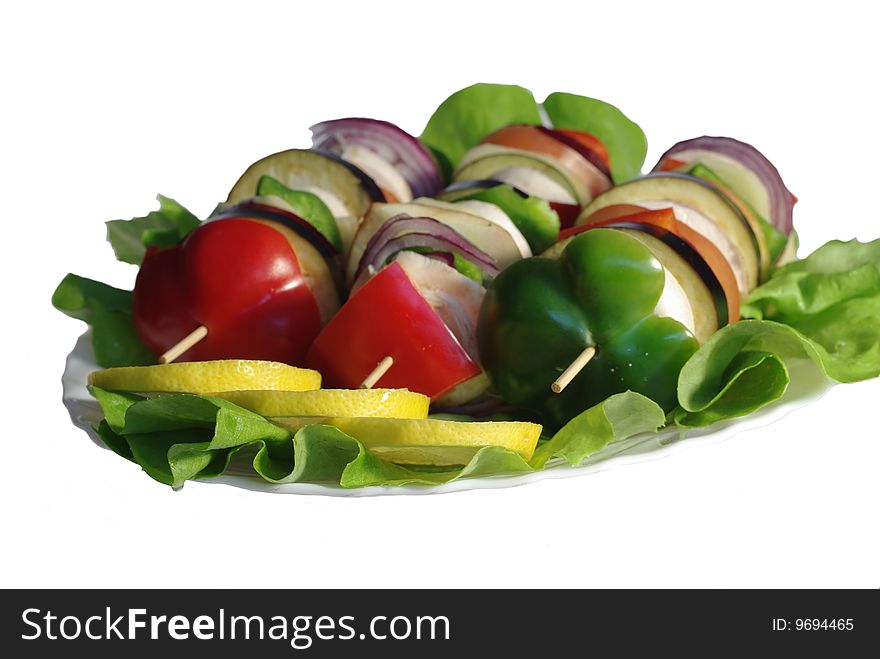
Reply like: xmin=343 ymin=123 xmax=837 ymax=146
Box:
xmin=127 ymin=86 xmax=797 ymax=431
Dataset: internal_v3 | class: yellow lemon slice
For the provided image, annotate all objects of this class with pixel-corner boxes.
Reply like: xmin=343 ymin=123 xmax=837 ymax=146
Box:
xmin=212 ymin=389 xmax=429 ymax=419
xmin=271 ymin=417 xmax=542 ymax=465
xmin=89 ymin=360 xmax=321 ymax=395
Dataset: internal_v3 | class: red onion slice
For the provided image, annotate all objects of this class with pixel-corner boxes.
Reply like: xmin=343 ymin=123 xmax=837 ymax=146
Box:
xmin=424 ymin=251 xmax=455 ymax=267
xmin=654 ymin=136 xmax=795 ymax=235
xmin=311 ymin=118 xmax=442 ymax=199
xmin=355 ymin=214 xmax=498 ymax=283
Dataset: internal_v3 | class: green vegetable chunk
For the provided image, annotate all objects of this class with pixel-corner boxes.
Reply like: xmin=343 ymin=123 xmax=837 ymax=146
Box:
xmin=256 ymin=175 xmax=343 ymax=251
xmin=479 ymin=229 xmax=699 ymax=429
xmin=452 ymin=253 xmax=483 ymax=284
xmin=456 ymin=184 xmax=561 ymax=253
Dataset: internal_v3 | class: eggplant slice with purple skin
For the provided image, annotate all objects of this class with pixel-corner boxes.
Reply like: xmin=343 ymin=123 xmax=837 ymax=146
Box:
xmin=226 ymin=148 xmax=385 ymax=254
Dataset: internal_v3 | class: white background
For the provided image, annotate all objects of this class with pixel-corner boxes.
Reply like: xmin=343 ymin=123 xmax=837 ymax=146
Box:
xmin=2 ymin=0 xmax=878 ymax=588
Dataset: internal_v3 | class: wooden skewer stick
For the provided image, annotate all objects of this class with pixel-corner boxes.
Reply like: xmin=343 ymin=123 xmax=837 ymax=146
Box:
xmin=551 ymin=346 xmax=596 ymax=394
xmin=360 ymin=356 xmax=394 ymax=389
xmin=159 ymin=325 xmax=209 ymax=364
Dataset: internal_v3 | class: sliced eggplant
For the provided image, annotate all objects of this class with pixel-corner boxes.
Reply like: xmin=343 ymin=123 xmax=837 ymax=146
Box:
xmin=617 ymin=229 xmax=719 ymax=344
xmin=656 ymin=148 xmax=774 ymax=229
xmin=226 ymin=149 xmax=384 ymax=253
xmin=439 ymin=179 xmax=517 ymax=200
xmin=578 ymin=173 xmax=761 ymax=294
xmin=453 ymin=144 xmax=589 ymax=205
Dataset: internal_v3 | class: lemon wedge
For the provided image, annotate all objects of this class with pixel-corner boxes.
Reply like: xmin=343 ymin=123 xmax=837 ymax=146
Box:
xmin=271 ymin=417 xmax=542 ymax=465
xmin=89 ymin=360 xmax=321 ymax=395
xmin=212 ymin=389 xmax=429 ymax=419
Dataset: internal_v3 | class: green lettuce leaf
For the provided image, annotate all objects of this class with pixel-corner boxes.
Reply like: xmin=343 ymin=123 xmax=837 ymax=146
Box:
xmin=421 ymin=83 xmax=542 ymax=179
xmin=106 ymin=195 xmax=199 ymax=265
xmin=88 ymin=388 xmax=663 ymax=489
xmin=542 ymin=92 xmax=647 ymax=183
xmin=52 ymin=274 xmax=153 ymax=367
xmin=675 ymin=238 xmax=880 ymax=426
xmin=420 ymin=83 xmax=647 ymax=185
xmin=531 ymin=392 xmax=665 ymax=468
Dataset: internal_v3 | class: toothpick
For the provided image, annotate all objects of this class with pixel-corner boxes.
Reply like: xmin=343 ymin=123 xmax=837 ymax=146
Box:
xmin=551 ymin=346 xmax=596 ymax=393
xmin=360 ymin=356 xmax=394 ymax=389
xmin=159 ymin=325 xmax=208 ymax=364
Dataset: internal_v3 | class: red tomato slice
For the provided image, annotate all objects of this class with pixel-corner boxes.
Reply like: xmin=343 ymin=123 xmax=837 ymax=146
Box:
xmin=553 ymin=128 xmax=611 ymax=170
xmin=549 ymin=201 xmax=582 ymax=230
xmin=481 ymin=125 xmax=611 ymax=198
xmin=658 ymin=157 xmax=687 ymax=172
xmin=306 ymin=261 xmax=480 ymax=399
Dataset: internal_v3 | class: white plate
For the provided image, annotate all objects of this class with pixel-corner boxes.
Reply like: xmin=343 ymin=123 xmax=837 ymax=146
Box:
xmin=63 ymin=331 xmax=833 ymax=497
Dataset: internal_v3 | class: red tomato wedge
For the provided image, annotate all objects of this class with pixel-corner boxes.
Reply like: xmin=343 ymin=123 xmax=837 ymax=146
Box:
xmin=549 ymin=201 xmax=582 ymax=230
xmin=480 ymin=125 xmax=612 ymax=198
xmin=570 ymin=205 xmax=742 ymax=323
xmin=306 ymin=261 xmax=480 ymax=399
xmin=133 ymin=218 xmax=323 ymax=363
xmin=658 ymin=157 xmax=687 ymax=172
xmin=552 ymin=128 xmax=611 ymax=171
xmin=561 ymin=203 xmax=649 ymax=237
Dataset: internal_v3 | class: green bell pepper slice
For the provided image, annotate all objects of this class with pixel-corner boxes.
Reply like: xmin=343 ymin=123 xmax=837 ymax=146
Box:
xmin=478 ymin=229 xmax=700 ymax=428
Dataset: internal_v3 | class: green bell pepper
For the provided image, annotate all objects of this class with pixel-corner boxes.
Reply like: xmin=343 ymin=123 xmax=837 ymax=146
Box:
xmin=478 ymin=229 xmax=700 ymax=429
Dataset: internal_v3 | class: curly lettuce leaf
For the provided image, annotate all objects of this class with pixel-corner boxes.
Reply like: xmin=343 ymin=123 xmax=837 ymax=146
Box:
xmin=52 ymin=274 xmax=153 ymax=367
xmin=531 ymin=392 xmax=664 ymax=468
xmin=106 ymin=195 xmax=199 ymax=265
xmin=421 ymin=83 xmax=541 ymax=179
xmin=542 ymin=92 xmax=647 ymax=183
xmin=675 ymin=238 xmax=880 ymax=426
xmin=89 ymin=388 xmax=663 ymax=489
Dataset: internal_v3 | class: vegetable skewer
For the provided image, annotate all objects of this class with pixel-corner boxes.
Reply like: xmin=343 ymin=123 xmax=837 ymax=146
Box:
xmin=551 ymin=345 xmax=596 ymax=394
xmin=360 ymin=356 xmax=394 ymax=389
xmin=158 ymin=325 xmax=208 ymax=364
